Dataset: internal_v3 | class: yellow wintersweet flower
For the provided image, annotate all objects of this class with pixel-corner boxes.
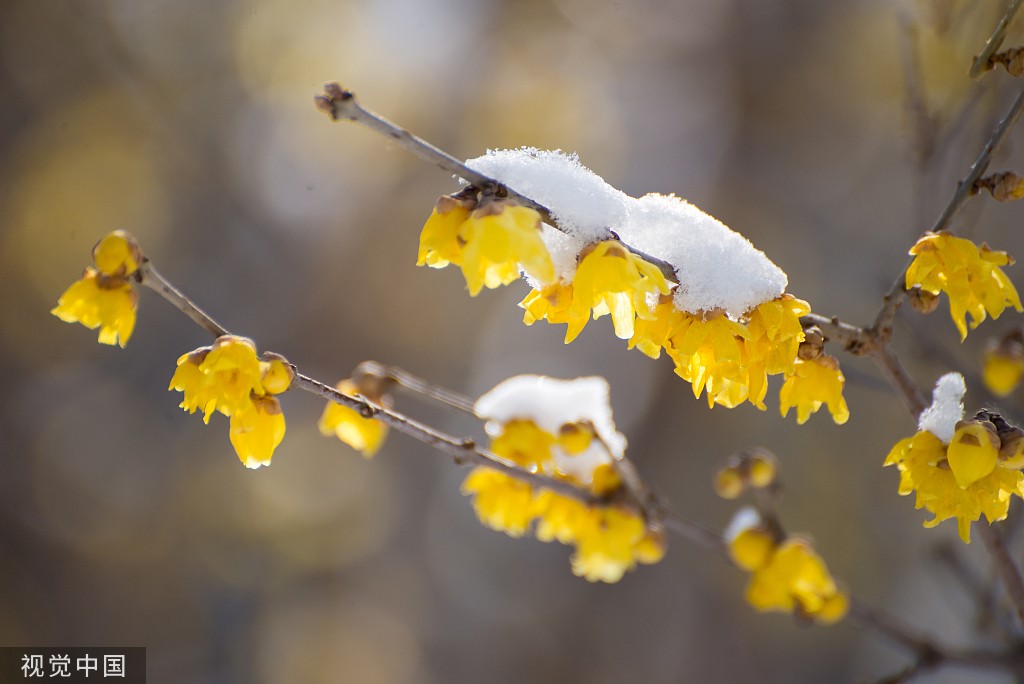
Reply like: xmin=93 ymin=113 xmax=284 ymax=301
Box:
xmin=491 ymin=419 xmax=555 ymax=468
xmin=745 ymin=295 xmax=810 ymax=376
xmin=885 ymin=426 xmax=1024 ymax=542
xmin=318 ymin=378 xmax=389 ymax=457
xmin=229 ymin=395 xmax=286 ymax=469
xmin=983 ymin=338 xmax=1024 ymax=397
xmin=532 ymin=491 xmax=588 ymax=544
xmin=627 ymin=298 xmax=688 ymax=360
xmin=52 ymin=268 xmax=138 ymax=347
xmin=169 ymin=335 xmax=266 ymax=423
xmin=458 ymin=202 xmax=555 ymax=296
xmin=570 ymin=241 xmax=671 ymax=341
xmin=667 ymin=311 xmax=754 ymax=409
xmin=906 ymin=232 xmax=1022 ymax=340
xmin=460 ymin=420 xmax=554 ymax=536
xmin=461 ymin=469 xmax=537 ymax=537
xmin=417 ymin=194 xmax=474 ymax=268
xmin=745 ymin=538 xmax=847 ymax=624
xmin=532 ymin=492 xmax=664 ymax=583
xmin=570 ymin=506 xmax=654 ymax=583
xmin=779 ymin=355 xmax=849 ymax=425
xmin=521 ymin=282 xmax=592 ymax=344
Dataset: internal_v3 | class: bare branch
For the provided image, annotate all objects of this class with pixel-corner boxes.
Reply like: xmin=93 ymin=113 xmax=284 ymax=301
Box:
xmin=970 ymin=0 xmax=1024 ymax=78
xmin=137 ymin=261 xmax=228 ymax=338
xmin=315 ymin=83 xmax=679 ymax=281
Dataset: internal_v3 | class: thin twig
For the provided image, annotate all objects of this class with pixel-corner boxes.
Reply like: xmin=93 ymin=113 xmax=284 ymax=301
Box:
xmin=138 ymin=261 xmax=228 ymax=338
xmin=970 ymin=0 xmax=1024 ymax=79
xmin=846 ymin=598 xmax=1011 ymax=669
xmin=314 ymin=83 xmax=679 ymax=281
xmin=978 ymin=522 xmax=1024 ymax=626
xmin=135 ymin=257 xmax=733 ymax=548
xmin=355 ymin=360 xmax=478 ymax=415
xmin=868 ymin=346 xmax=927 ymax=417
xmin=801 ymin=313 xmax=870 ymax=354
xmin=292 ymin=371 xmax=609 ymax=505
xmin=866 ymin=660 xmax=927 ymax=684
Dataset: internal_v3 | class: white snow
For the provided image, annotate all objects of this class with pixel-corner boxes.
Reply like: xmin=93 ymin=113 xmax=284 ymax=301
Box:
xmin=466 ymin=149 xmax=788 ymax=316
xmin=724 ymin=506 xmax=763 ymax=542
xmin=474 ymin=375 xmax=627 ymax=459
xmin=620 ymin=193 xmax=787 ymax=317
xmin=918 ymin=372 xmax=966 ymax=444
xmin=552 ymin=441 xmax=614 ymax=484
xmin=531 ymin=223 xmax=584 ymax=286
xmin=466 ymin=148 xmax=630 ymax=243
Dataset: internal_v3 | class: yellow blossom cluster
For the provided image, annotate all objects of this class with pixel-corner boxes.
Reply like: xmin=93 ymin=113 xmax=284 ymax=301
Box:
xmin=905 ymin=232 xmax=1022 ymax=340
xmin=726 ymin=510 xmax=847 ymax=625
xmin=52 ymin=231 xmax=142 ymax=347
xmin=522 ymin=241 xmax=671 ymax=342
xmin=419 ymin=191 xmax=848 ymax=423
xmin=169 ymin=335 xmax=293 ymax=469
xmin=460 ymin=419 xmax=665 ymax=583
xmin=885 ymin=415 xmax=1024 ymax=543
xmin=417 ymin=195 xmax=554 ymax=296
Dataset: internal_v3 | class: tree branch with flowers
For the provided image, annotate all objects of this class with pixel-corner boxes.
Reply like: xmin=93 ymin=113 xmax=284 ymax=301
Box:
xmin=48 ymin=3 xmax=1024 ymax=681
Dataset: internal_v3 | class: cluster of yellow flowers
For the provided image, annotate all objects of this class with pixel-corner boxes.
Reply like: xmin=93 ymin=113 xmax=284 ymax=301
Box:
xmin=52 ymin=231 xmax=298 ymax=469
xmin=725 ymin=508 xmax=847 ymax=624
xmin=461 ymin=418 xmax=664 ymax=583
xmin=886 ymin=412 xmax=1024 ymax=543
xmin=418 ymin=194 xmax=849 ymax=424
xmin=716 ymin=452 xmax=847 ymax=623
xmin=906 ymin=232 xmax=1022 ymax=340
xmin=52 ymin=231 xmax=141 ymax=347
xmin=418 ymin=194 xmax=554 ymax=296
xmin=169 ymin=335 xmax=293 ymax=468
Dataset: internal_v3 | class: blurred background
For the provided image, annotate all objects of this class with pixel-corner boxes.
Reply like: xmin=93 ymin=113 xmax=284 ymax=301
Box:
xmin=3 ymin=0 xmax=1024 ymax=681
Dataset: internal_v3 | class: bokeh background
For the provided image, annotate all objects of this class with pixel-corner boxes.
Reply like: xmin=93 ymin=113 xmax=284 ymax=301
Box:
xmin=3 ymin=0 xmax=1024 ymax=682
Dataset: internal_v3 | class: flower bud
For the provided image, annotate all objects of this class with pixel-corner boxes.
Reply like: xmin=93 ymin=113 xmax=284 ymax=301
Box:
xmin=748 ymin=450 xmax=779 ymax=489
xmin=908 ymin=286 xmax=940 ymax=314
xmin=260 ymin=352 xmax=294 ymax=394
xmin=797 ymin=327 xmax=824 ymax=361
xmin=714 ymin=466 xmax=745 ymax=499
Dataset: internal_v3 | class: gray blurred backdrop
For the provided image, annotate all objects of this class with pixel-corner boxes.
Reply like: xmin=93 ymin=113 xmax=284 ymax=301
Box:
xmin=3 ymin=0 xmax=1024 ymax=682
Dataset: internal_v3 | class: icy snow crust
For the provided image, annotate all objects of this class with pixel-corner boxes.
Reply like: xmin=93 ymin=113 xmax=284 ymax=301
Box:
xmin=918 ymin=372 xmax=966 ymax=444
xmin=474 ymin=375 xmax=627 ymax=459
xmin=466 ymin=148 xmax=788 ymax=317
